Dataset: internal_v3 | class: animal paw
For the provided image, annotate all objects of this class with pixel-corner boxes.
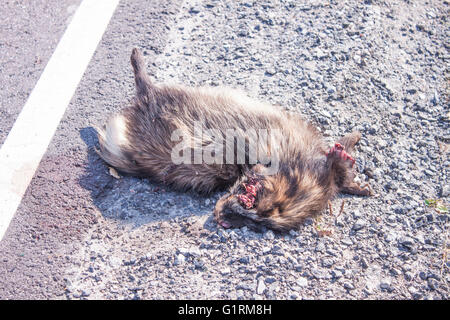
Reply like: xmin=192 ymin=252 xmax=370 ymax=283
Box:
xmin=326 ymin=143 xmax=355 ymax=167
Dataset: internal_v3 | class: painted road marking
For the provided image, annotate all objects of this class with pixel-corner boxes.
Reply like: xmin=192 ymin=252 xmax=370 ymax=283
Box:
xmin=0 ymin=0 xmax=120 ymax=241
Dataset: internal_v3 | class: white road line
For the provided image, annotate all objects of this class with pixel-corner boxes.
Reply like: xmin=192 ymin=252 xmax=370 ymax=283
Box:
xmin=0 ymin=0 xmax=120 ymax=241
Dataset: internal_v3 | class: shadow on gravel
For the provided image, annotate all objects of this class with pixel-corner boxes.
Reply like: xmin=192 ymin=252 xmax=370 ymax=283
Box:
xmin=78 ymin=127 xmax=219 ymax=231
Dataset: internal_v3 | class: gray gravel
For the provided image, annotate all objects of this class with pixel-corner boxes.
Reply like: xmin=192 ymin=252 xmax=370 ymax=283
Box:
xmin=62 ymin=0 xmax=448 ymax=299
xmin=0 ymin=0 xmax=82 ymax=147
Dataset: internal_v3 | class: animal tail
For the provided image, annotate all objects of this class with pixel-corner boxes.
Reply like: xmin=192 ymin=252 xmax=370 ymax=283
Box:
xmin=130 ymin=47 xmax=154 ymax=99
xmin=95 ymin=113 xmax=139 ymax=175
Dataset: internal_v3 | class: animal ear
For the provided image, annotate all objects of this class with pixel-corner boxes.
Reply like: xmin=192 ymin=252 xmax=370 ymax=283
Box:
xmin=130 ymin=48 xmax=153 ymax=98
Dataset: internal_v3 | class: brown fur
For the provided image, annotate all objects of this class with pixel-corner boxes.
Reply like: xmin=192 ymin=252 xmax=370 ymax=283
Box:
xmin=96 ymin=48 xmax=371 ymax=232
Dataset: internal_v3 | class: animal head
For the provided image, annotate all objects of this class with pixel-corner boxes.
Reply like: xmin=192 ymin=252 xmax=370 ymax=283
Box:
xmin=213 ymin=162 xmax=334 ymax=232
xmin=213 ymin=137 xmax=367 ymax=232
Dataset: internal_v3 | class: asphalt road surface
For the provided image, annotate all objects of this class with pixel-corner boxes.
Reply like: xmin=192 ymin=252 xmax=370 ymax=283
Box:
xmin=0 ymin=0 xmax=448 ymax=300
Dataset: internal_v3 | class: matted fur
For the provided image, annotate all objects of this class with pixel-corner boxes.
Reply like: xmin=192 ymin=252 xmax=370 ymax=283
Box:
xmin=96 ymin=48 xmax=371 ymax=232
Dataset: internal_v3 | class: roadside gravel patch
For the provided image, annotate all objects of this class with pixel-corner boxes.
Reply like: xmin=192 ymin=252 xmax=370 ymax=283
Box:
xmin=66 ymin=0 xmax=448 ymax=299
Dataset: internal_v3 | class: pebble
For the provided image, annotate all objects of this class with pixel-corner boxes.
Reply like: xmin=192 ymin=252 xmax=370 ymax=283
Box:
xmin=331 ymin=270 xmax=343 ymax=279
xmin=221 ymin=267 xmax=231 ymax=275
xmin=174 ymin=254 xmax=185 ymax=265
xmin=297 ymin=277 xmax=308 ymax=287
xmin=256 ymin=279 xmax=266 ymax=294
xmin=379 ymin=279 xmax=392 ymax=290
xmin=311 ymin=268 xmax=331 ymax=280
xmin=321 ymin=258 xmax=334 ymax=268
xmin=81 ymin=290 xmax=91 ymax=297
xmin=428 ymin=279 xmax=439 ymax=290
xmin=353 ymin=219 xmax=367 ymax=231
xmin=239 ymin=256 xmax=250 ymax=264
xmin=343 ymin=282 xmax=355 ymax=290
xmin=441 ymin=185 xmax=450 ymax=197
xmin=399 ymin=236 xmax=415 ymax=249
xmin=59 ymin=0 xmax=448 ymax=301
xmin=177 ymin=247 xmax=201 ymax=257
xmin=263 ymin=230 xmax=275 ymax=240
xmin=341 ymin=238 xmax=353 ymax=246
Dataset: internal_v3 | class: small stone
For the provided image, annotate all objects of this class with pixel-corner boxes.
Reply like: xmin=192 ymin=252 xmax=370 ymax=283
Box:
xmin=404 ymin=271 xmax=414 ymax=281
xmin=365 ymin=278 xmax=378 ymax=293
xmin=360 ymin=258 xmax=369 ymax=269
xmin=265 ymin=68 xmax=277 ymax=76
xmin=194 ymin=258 xmax=205 ymax=270
xmin=427 ymin=278 xmax=439 ymax=290
xmin=377 ymin=139 xmax=387 ymax=149
xmin=177 ymin=247 xmax=201 ymax=257
xmin=379 ymin=278 xmax=391 ymax=290
xmin=399 ymin=236 xmax=415 ymax=249
xmin=109 ymin=256 xmax=122 ymax=268
xmin=262 ymin=246 xmax=271 ymax=254
xmin=229 ymin=230 xmax=238 ymax=241
xmin=427 ymin=272 xmax=441 ymax=281
xmin=326 ymin=86 xmax=336 ymax=95
xmin=352 ymin=210 xmax=362 ymax=219
xmin=189 ymin=6 xmax=200 ymax=14
xmin=265 ymin=277 xmax=276 ymax=284
xmin=372 ymin=168 xmax=384 ymax=181
xmin=81 ymin=290 xmax=91 ymax=297
xmin=315 ymin=241 xmax=326 ymax=252
xmin=441 ymin=185 xmax=450 ymax=197
xmin=289 ymin=230 xmax=299 ymax=237
xmin=385 ymin=231 xmax=399 ymax=243
xmin=344 ymin=282 xmax=355 ymax=290
xmin=321 ymin=258 xmax=334 ymax=268
xmin=431 ymin=89 xmax=439 ymax=105
xmin=257 ymin=279 xmax=266 ymax=294
xmin=390 ymin=268 xmax=401 ymax=276
xmin=353 ymin=219 xmax=367 ymax=231
xmin=321 ymin=110 xmax=332 ymax=118
xmin=331 ymin=270 xmax=343 ymax=279
xmin=408 ymin=286 xmax=418 ymax=295
xmin=419 ymin=271 xmax=427 ymax=281
xmin=315 ymin=48 xmax=327 ymax=58
xmin=297 ymin=277 xmax=308 ymax=287
xmin=221 ymin=267 xmax=231 ymax=275
xmin=239 ymin=256 xmax=250 ymax=264
xmin=341 ymin=237 xmax=353 ymax=246
xmin=264 ymin=230 xmax=275 ymax=240
xmin=174 ymin=254 xmax=185 ymax=265
xmin=311 ymin=268 xmax=330 ymax=280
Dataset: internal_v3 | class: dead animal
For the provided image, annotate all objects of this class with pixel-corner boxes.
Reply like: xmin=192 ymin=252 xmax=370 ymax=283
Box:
xmin=96 ymin=48 xmax=371 ymax=232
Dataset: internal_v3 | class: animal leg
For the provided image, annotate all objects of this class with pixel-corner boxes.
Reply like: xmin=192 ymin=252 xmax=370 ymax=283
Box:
xmin=341 ymin=181 xmax=372 ymax=196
